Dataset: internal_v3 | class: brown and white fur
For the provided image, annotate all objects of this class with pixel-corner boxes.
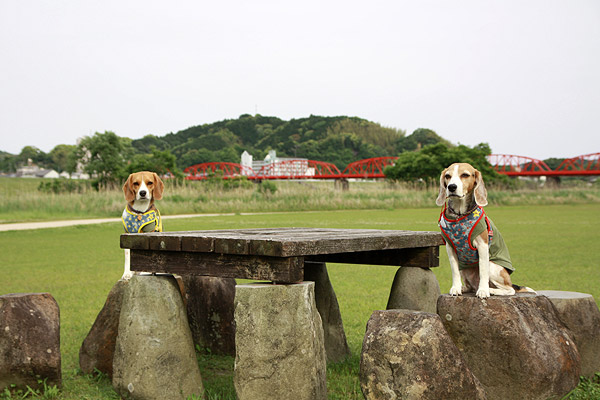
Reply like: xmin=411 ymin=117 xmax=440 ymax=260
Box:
xmin=436 ymin=163 xmax=534 ymax=299
xmin=122 ymin=171 xmax=164 ymax=280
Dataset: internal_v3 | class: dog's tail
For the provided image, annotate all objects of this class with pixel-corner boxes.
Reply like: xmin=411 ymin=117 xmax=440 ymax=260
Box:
xmin=512 ymin=284 xmax=536 ymax=294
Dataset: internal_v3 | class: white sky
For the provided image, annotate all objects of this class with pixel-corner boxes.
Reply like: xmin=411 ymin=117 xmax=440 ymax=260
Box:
xmin=1 ymin=0 xmax=599 ymax=160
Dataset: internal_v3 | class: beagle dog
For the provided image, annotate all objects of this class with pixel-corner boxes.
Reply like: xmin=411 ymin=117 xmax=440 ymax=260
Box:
xmin=121 ymin=171 xmax=164 ymax=280
xmin=436 ymin=163 xmax=534 ymax=299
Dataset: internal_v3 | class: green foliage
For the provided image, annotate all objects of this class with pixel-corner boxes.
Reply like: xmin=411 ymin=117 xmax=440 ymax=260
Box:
xmin=38 ymin=178 xmax=90 ymax=194
xmin=385 ymin=142 xmax=507 ymax=184
xmin=396 ymin=128 xmax=451 ymax=152
xmin=0 ymin=378 xmax=60 ymax=399
xmin=563 ymin=374 xmax=600 ymax=399
xmin=127 ymin=147 xmax=184 ymax=180
xmin=75 ymin=131 xmax=133 ymax=189
xmin=255 ymin=180 xmax=278 ymax=195
xmin=0 ymin=151 xmax=17 ymax=172
xmin=128 ymin=114 xmax=424 ymax=171
xmin=48 ymin=144 xmax=77 ymax=173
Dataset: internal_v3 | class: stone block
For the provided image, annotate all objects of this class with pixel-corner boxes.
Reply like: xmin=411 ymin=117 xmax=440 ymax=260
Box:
xmin=386 ymin=267 xmax=441 ymax=313
xmin=234 ymin=282 xmax=327 ymax=400
xmin=438 ymin=293 xmax=581 ymax=400
xmin=360 ymin=310 xmax=486 ymax=400
xmin=79 ymin=279 xmax=127 ymax=378
xmin=182 ymin=275 xmax=236 ymax=356
xmin=112 ymin=275 xmax=203 ymax=400
xmin=538 ymin=290 xmax=600 ymax=378
xmin=0 ymin=293 xmax=61 ymax=392
xmin=304 ymin=261 xmax=351 ymax=363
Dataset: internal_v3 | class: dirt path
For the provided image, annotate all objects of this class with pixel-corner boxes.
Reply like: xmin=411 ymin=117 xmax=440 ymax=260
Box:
xmin=0 ymin=213 xmax=237 ymax=232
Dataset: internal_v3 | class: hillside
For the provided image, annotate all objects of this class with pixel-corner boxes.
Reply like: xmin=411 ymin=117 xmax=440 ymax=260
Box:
xmin=131 ymin=114 xmax=447 ymax=170
xmin=1 ymin=115 xmax=449 ymax=173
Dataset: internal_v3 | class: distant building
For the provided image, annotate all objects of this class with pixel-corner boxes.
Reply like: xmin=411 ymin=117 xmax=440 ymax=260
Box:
xmin=241 ymin=150 xmax=314 ymax=177
xmin=35 ymin=169 xmax=60 ymax=179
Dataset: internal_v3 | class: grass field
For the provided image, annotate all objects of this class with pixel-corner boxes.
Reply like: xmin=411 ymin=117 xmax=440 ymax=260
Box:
xmin=2 ymin=177 xmax=600 ymax=223
xmin=1 ymin=202 xmax=599 ymax=399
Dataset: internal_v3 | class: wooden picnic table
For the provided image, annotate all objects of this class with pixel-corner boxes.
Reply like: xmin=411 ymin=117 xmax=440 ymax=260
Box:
xmin=120 ymin=227 xmax=445 ymax=397
xmin=120 ymin=227 xmax=444 ymax=282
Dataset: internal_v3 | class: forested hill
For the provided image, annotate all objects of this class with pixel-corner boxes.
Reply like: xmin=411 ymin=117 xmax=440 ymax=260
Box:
xmin=132 ymin=114 xmax=448 ymax=170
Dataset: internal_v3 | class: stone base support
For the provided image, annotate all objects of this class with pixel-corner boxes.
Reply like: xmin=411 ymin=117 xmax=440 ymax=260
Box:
xmin=304 ymin=261 xmax=351 ymax=363
xmin=386 ymin=267 xmax=441 ymax=313
xmin=112 ymin=275 xmax=203 ymax=400
xmin=234 ymin=282 xmax=327 ymax=400
xmin=538 ymin=290 xmax=600 ymax=378
xmin=360 ymin=310 xmax=486 ymax=400
xmin=437 ymin=293 xmax=581 ymax=400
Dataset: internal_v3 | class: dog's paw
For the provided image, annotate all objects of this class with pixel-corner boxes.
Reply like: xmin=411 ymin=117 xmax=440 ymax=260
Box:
xmin=449 ymin=286 xmax=462 ymax=296
xmin=476 ymin=287 xmax=491 ymax=299
xmin=121 ymin=272 xmax=134 ymax=281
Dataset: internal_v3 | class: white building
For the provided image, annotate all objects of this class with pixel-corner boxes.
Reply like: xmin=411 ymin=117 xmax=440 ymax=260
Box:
xmin=241 ymin=150 xmax=314 ymax=177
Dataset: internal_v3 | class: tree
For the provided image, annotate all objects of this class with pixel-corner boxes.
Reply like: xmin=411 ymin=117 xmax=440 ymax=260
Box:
xmin=75 ymin=131 xmax=132 ymax=189
xmin=49 ymin=144 xmax=76 ymax=173
xmin=385 ymin=142 xmax=505 ymax=184
xmin=128 ymin=147 xmax=183 ymax=179
xmin=0 ymin=151 xmax=17 ymax=172
xmin=396 ymin=128 xmax=451 ymax=153
xmin=18 ymin=146 xmax=48 ymax=167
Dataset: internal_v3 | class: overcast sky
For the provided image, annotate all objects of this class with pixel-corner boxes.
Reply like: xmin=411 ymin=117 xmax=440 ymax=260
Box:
xmin=1 ymin=0 xmax=599 ymax=160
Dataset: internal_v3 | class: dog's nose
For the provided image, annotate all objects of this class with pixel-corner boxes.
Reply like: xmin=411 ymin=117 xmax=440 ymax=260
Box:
xmin=139 ymin=190 xmax=147 ymax=197
xmin=447 ymin=184 xmax=457 ymax=193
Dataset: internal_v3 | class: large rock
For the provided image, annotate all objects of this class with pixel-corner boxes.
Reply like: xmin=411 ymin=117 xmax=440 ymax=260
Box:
xmin=234 ymin=282 xmax=327 ymax=400
xmin=0 ymin=293 xmax=61 ymax=392
xmin=438 ymin=293 xmax=581 ymax=400
xmin=112 ymin=275 xmax=203 ymax=400
xmin=360 ymin=310 xmax=486 ymax=400
xmin=538 ymin=290 xmax=600 ymax=378
xmin=304 ymin=261 xmax=351 ymax=363
xmin=386 ymin=267 xmax=441 ymax=313
xmin=79 ymin=279 xmax=127 ymax=378
xmin=182 ymin=275 xmax=236 ymax=356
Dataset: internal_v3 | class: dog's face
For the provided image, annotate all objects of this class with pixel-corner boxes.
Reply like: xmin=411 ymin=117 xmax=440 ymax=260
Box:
xmin=123 ymin=171 xmax=164 ymax=205
xmin=436 ymin=163 xmax=487 ymax=207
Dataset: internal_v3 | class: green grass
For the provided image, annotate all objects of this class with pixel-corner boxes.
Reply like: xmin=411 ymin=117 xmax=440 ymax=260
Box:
xmin=2 ymin=177 xmax=600 ymax=224
xmin=1 ymin=206 xmax=599 ymax=398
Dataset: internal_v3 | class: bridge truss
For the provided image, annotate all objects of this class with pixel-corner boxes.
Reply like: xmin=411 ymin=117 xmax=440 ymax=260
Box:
xmin=184 ymin=153 xmax=599 ymax=180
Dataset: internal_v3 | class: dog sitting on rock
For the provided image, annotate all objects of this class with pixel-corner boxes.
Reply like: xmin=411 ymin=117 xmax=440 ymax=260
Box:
xmin=436 ymin=163 xmax=534 ymax=299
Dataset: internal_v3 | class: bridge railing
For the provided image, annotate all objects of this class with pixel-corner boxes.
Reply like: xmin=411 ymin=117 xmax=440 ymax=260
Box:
xmin=183 ymin=153 xmax=599 ymax=180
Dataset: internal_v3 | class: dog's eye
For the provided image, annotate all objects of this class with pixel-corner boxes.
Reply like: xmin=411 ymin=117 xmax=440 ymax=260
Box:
xmin=133 ymin=182 xmax=140 ymax=187
xmin=147 ymin=181 xmax=153 ymax=186
xmin=444 ymin=174 xmax=451 ymax=180
xmin=461 ymin=173 xmax=470 ymax=178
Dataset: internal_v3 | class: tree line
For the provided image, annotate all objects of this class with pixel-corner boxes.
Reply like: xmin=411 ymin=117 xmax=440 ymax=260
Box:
xmin=0 ymin=114 xmax=544 ymax=188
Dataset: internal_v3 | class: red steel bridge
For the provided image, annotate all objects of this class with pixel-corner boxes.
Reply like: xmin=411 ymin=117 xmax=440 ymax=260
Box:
xmin=184 ymin=153 xmax=600 ymax=180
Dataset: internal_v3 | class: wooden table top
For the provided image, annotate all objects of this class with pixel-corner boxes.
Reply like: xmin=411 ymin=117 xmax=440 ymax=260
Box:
xmin=121 ymin=227 xmax=444 ymax=258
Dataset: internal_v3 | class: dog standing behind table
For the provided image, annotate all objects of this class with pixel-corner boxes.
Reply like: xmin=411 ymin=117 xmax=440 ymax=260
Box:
xmin=436 ymin=162 xmax=534 ymax=299
xmin=121 ymin=171 xmax=164 ymax=280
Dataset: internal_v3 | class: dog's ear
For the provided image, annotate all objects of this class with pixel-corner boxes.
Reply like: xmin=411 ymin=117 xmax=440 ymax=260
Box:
xmin=123 ymin=174 xmax=136 ymax=203
xmin=435 ymin=168 xmax=447 ymax=206
xmin=152 ymin=172 xmax=164 ymax=201
xmin=473 ymin=169 xmax=488 ymax=206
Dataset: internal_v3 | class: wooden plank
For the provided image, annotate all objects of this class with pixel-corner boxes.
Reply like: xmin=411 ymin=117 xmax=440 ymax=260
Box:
xmin=305 ymin=246 xmax=439 ymax=268
xmin=129 ymin=250 xmax=304 ymax=283
xmin=122 ymin=229 xmax=444 ymax=257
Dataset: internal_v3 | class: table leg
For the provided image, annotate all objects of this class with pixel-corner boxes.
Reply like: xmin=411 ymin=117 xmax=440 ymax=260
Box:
xmin=304 ymin=261 xmax=351 ymax=363
xmin=234 ymin=282 xmax=327 ymax=400
xmin=386 ymin=267 xmax=441 ymax=313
